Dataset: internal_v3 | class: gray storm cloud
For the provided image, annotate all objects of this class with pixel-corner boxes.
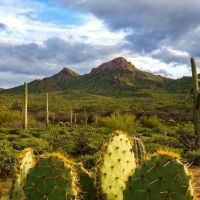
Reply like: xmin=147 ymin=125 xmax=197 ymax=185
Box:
xmin=57 ymin=0 xmax=200 ymax=66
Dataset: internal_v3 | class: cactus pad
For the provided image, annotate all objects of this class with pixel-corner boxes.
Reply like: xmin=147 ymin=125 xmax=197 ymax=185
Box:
xmin=24 ymin=153 xmax=78 ymax=200
xmin=10 ymin=147 xmax=34 ymax=200
xmin=74 ymin=163 xmax=96 ymax=200
xmin=124 ymin=151 xmax=195 ymax=200
xmin=96 ymin=131 xmax=136 ymax=200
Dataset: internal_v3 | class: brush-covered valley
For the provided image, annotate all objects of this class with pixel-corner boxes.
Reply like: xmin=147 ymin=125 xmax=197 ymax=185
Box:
xmin=0 ymin=57 xmax=200 ymax=200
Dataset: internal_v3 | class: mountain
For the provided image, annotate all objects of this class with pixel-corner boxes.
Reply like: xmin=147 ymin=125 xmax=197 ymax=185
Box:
xmin=0 ymin=57 xmax=192 ymax=96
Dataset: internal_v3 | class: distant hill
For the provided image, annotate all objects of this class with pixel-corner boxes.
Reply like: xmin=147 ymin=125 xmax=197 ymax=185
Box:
xmin=0 ymin=57 xmax=193 ymax=96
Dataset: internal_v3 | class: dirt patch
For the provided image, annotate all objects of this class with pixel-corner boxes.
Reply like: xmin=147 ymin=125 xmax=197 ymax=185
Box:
xmin=190 ymin=166 xmax=200 ymax=199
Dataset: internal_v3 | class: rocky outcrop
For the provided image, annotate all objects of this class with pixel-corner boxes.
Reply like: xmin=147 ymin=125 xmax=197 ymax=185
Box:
xmin=61 ymin=67 xmax=79 ymax=76
xmin=90 ymin=57 xmax=135 ymax=74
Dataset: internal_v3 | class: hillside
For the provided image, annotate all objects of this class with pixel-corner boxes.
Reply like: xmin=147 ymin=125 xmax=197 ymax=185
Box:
xmin=0 ymin=57 xmax=192 ymax=96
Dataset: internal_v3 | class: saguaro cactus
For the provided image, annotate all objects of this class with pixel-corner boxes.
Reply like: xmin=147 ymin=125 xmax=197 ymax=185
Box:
xmin=191 ymin=58 xmax=200 ymax=134
xmin=46 ymin=93 xmax=49 ymax=128
xmin=70 ymin=105 xmax=73 ymax=127
xmin=23 ymin=82 xmax=28 ymax=130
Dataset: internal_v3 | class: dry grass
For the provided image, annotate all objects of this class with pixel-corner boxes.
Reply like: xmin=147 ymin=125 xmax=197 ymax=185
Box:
xmin=190 ymin=166 xmax=200 ymax=199
xmin=0 ymin=180 xmax=12 ymax=199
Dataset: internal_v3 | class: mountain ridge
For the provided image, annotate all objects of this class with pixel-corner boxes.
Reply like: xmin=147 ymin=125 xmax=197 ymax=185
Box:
xmin=0 ymin=57 xmax=193 ymax=96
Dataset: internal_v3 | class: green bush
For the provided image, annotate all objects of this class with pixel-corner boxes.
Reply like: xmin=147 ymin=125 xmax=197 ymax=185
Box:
xmin=98 ymin=113 xmax=138 ymax=134
xmin=145 ymin=143 xmax=182 ymax=155
xmin=176 ymin=127 xmax=200 ymax=151
xmin=184 ymin=151 xmax=200 ymax=166
xmin=139 ymin=115 xmax=163 ymax=129
xmin=75 ymin=154 xmax=99 ymax=171
xmin=0 ymin=140 xmax=17 ymax=181
xmin=6 ymin=135 xmax=20 ymax=142
xmin=45 ymin=133 xmax=75 ymax=154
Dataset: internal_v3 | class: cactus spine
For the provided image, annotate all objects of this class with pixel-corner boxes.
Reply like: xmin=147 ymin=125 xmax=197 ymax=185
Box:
xmin=10 ymin=148 xmax=34 ymax=200
xmin=123 ymin=150 xmax=195 ymax=200
xmin=96 ymin=131 xmax=136 ymax=200
xmin=23 ymin=82 xmax=28 ymax=130
xmin=24 ymin=153 xmax=78 ymax=200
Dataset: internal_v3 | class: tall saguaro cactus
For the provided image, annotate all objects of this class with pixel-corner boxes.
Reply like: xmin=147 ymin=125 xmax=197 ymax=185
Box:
xmin=70 ymin=105 xmax=73 ymax=127
xmin=23 ymin=82 xmax=28 ymax=130
xmin=46 ymin=93 xmax=49 ymax=128
xmin=191 ymin=58 xmax=200 ymax=134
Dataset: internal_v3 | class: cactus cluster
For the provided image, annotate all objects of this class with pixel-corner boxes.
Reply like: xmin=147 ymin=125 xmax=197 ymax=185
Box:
xmin=9 ymin=131 xmax=196 ymax=200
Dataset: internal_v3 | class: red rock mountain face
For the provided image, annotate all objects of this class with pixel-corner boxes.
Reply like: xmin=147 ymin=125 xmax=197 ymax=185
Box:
xmin=60 ymin=67 xmax=79 ymax=76
xmin=90 ymin=57 xmax=135 ymax=74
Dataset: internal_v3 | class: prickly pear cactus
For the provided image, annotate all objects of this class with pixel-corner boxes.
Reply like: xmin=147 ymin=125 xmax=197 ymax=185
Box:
xmin=96 ymin=131 xmax=136 ymax=200
xmin=123 ymin=150 xmax=195 ymax=200
xmin=24 ymin=153 xmax=78 ymax=200
xmin=10 ymin=147 xmax=34 ymax=200
xmin=74 ymin=163 xmax=96 ymax=200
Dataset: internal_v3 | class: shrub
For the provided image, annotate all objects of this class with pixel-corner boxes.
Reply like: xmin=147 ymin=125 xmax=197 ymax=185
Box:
xmin=0 ymin=140 xmax=17 ymax=181
xmin=139 ymin=115 xmax=163 ymax=129
xmin=98 ymin=113 xmax=138 ymax=134
xmin=75 ymin=154 xmax=99 ymax=171
xmin=176 ymin=127 xmax=200 ymax=151
xmin=45 ymin=133 xmax=75 ymax=154
xmin=184 ymin=151 xmax=200 ymax=166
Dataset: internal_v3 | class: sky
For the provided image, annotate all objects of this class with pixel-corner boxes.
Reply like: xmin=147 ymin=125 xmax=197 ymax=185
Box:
xmin=0 ymin=0 xmax=200 ymax=89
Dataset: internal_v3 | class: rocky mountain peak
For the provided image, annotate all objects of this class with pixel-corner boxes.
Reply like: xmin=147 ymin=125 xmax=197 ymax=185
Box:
xmin=89 ymin=57 xmax=135 ymax=74
xmin=60 ymin=67 xmax=79 ymax=76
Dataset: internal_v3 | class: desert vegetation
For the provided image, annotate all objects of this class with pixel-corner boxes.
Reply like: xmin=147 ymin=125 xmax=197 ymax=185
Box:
xmin=1 ymin=58 xmax=200 ymax=199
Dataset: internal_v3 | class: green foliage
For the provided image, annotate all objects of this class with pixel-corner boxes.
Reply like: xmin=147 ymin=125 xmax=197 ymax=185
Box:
xmin=139 ymin=115 xmax=163 ymax=129
xmin=0 ymin=106 xmax=21 ymax=126
xmin=75 ymin=154 xmax=99 ymax=171
xmin=45 ymin=133 xmax=74 ymax=155
xmin=176 ymin=126 xmax=200 ymax=151
xmin=185 ymin=151 xmax=200 ymax=166
xmin=0 ymin=140 xmax=17 ymax=181
xmin=98 ymin=113 xmax=138 ymax=134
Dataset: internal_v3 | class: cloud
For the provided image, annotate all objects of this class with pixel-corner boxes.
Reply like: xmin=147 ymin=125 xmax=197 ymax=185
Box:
xmin=57 ymin=0 xmax=200 ymax=65
xmin=0 ymin=23 xmax=8 ymax=31
xmin=148 ymin=69 xmax=173 ymax=78
xmin=0 ymin=37 xmax=124 ymax=76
